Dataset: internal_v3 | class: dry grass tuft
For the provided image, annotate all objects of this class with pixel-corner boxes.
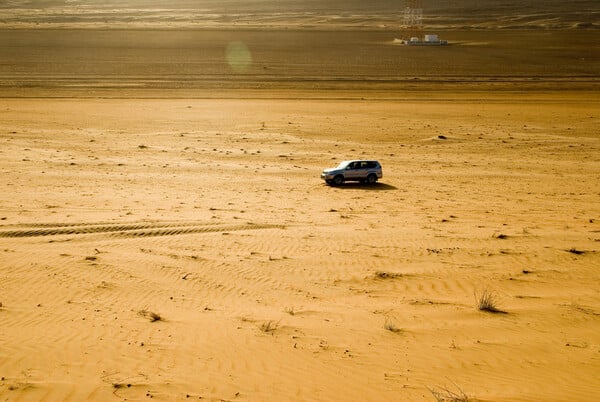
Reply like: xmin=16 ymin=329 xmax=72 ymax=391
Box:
xmin=138 ymin=309 xmax=163 ymax=322
xmin=428 ymin=382 xmax=469 ymax=402
xmin=475 ymin=288 xmax=506 ymax=314
xmin=384 ymin=318 xmax=401 ymax=333
xmin=259 ymin=320 xmax=278 ymax=333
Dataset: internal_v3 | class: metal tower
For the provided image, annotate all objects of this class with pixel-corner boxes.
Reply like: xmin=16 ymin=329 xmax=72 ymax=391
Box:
xmin=402 ymin=0 xmax=424 ymax=40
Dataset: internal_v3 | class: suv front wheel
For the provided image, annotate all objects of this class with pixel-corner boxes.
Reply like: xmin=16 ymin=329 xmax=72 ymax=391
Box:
xmin=332 ymin=175 xmax=344 ymax=186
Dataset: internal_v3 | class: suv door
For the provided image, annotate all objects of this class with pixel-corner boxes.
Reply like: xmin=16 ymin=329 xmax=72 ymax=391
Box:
xmin=356 ymin=161 xmax=370 ymax=179
xmin=344 ymin=162 xmax=360 ymax=179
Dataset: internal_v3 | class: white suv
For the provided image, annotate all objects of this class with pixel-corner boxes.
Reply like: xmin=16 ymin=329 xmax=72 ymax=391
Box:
xmin=321 ymin=160 xmax=383 ymax=186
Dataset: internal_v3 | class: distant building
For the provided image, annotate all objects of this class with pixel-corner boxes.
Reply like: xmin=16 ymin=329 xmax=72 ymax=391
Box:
xmin=398 ymin=1 xmax=448 ymax=46
xmin=396 ymin=34 xmax=448 ymax=46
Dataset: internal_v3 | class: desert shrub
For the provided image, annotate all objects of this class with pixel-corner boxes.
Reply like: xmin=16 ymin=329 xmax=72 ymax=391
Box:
xmin=138 ymin=309 xmax=162 ymax=322
xmin=475 ymin=288 xmax=506 ymax=314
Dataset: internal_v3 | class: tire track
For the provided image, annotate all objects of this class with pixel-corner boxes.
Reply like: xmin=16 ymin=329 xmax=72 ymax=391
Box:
xmin=0 ymin=221 xmax=284 ymax=239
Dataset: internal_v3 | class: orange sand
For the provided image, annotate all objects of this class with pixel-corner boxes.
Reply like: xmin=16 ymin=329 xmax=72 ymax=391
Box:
xmin=0 ymin=95 xmax=598 ymax=401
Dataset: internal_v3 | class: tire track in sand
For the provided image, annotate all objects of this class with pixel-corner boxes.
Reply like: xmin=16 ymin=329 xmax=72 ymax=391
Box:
xmin=0 ymin=221 xmax=284 ymax=239
xmin=0 ymin=220 xmax=290 ymax=401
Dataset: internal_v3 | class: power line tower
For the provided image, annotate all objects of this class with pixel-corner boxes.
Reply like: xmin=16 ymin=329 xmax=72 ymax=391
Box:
xmin=402 ymin=0 xmax=424 ymax=40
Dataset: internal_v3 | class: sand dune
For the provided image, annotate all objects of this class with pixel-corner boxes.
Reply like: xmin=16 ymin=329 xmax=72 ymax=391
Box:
xmin=0 ymin=0 xmax=598 ymax=29
xmin=0 ymin=96 xmax=598 ymax=400
xmin=1 ymin=29 xmax=599 ymax=98
xmin=0 ymin=4 xmax=599 ymax=399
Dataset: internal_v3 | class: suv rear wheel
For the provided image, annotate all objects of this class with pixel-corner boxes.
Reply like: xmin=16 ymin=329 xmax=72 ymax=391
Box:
xmin=366 ymin=174 xmax=377 ymax=184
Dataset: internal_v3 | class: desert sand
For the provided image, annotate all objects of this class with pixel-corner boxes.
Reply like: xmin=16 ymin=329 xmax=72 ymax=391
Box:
xmin=1 ymin=0 xmax=598 ymax=30
xmin=0 ymin=93 xmax=598 ymax=401
xmin=0 ymin=4 xmax=600 ymax=399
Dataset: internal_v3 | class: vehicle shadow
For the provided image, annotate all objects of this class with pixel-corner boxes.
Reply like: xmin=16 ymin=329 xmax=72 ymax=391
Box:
xmin=329 ymin=182 xmax=397 ymax=191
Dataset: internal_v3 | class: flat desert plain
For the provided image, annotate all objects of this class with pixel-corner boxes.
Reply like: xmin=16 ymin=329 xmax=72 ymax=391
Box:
xmin=1 ymin=29 xmax=600 ymax=402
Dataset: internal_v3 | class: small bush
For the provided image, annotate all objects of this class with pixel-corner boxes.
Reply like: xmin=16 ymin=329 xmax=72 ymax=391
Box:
xmin=475 ymin=288 xmax=506 ymax=314
xmin=384 ymin=318 xmax=401 ymax=333
xmin=259 ymin=320 xmax=278 ymax=333
xmin=138 ymin=309 xmax=162 ymax=322
xmin=428 ymin=382 xmax=469 ymax=402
